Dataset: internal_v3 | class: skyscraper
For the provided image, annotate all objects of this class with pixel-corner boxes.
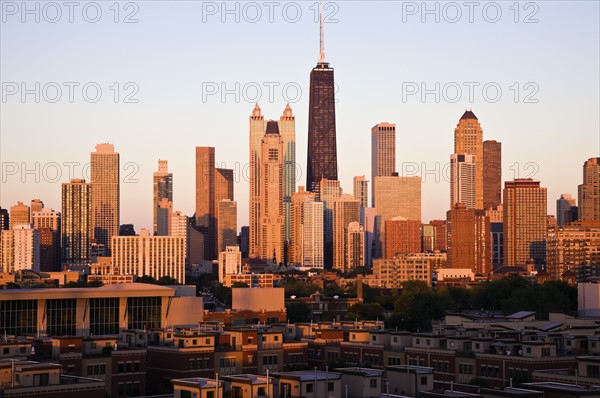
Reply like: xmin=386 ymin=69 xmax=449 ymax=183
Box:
xmin=62 ymin=179 xmax=92 ymax=265
xmin=30 ymin=199 xmax=44 ymax=216
xmin=319 ymin=178 xmax=342 ymax=267
xmin=10 ymin=201 xmax=30 ymax=227
xmin=346 ymin=222 xmax=365 ymax=270
xmin=503 ymin=179 xmax=547 ymax=266
xmin=215 ymin=168 xmax=234 ymax=204
xmin=446 ymin=203 xmax=491 ymax=275
xmin=290 ymin=186 xmax=316 ymax=265
xmin=333 ymin=194 xmax=361 ymax=271
xmin=578 ymin=157 xmax=600 ymax=222
xmin=195 ymin=146 xmax=216 ymax=260
xmin=371 ymin=123 xmax=396 ymax=207
xmin=373 ymin=175 xmax=421 ymax=258
xmin=0 ymin=225 xmax=40 ymax=273
xmin=306 ymin=10 xmax=337 ymax=193
xmin=303 ymin=201 xmax=324 ymax=269
xmin=483 ymin=140 xmax=502 ymax=210
xmin=91 ymin=143 xmax=120 ymax=254
xmin=353 ymin=176 xmax=369 ymax=208
xmin=217 ymin=199 xmax=237 ymax=254
xmin=0 ymin=208 xmax=9 ymax=230
xmin=249 ymin=104 xmax=266 ymax=258
xmin=454 ymin=111 xmax=483 ymax=209
xmin=556 ymin=193 xmax=577 ymax=226
xmin=450 ymin=154 xmax=476 ymax=209
xmin=361 ymin=207 xmax=377 ymax=267
xmin=153 ymin=160 xmax=173 ymax=235
xmin=260 ymin=121 xmax=285 ymax=264
xmin=279 ymin=104 xmax=296 ymax=247
xmin=156 ymin=198 xmax=173 ymax=236
xmin=32 ymin=208 xmax=61 ymax=272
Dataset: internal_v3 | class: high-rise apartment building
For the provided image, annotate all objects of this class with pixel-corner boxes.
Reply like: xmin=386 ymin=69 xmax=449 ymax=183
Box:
xmin=503 ymin=179 xmax=547 ymax=266
xmin=0 ymin=225 xmax=40 ymax=273
xmin=384 ymin=218 xmax=421 ymax=258
xmin=91 ymin=143 xmax=120 ymax=254
xmin=260 ymin=121 xmax=285 ymax=264
xmin=217 ymin=200 xmax=237 ymax=254
xmin=546 ymin=224 xmax=600 ymax=281
xmin=346 ymin=222 xmax=364 ymax=270
xmin=306 ymin=15 xmax=337 ymax=193
xmin=483 ymin=140 xmax=502 ymax=209
xmin=446 ymin=203 xmax=491 ymax=275
xmin=486 ymin=206 xmax=504 ymax=270
xmin=556 ymin=194 xmax=577 ymax=226
xmin=290 ymin=187 xmax=316 ymax=265
xmin=333 ymin=194 xmax=361 ymax=271
xmin=361 ymin=207 xmax=377 ymax=267
xmin=32 ymin=208 xmax=61 ymax=272
xmin=302 ymin=201 xmax=324 ymax=269
xmin=10 ymin=201 xmax=30 ymax=227
xmin=353 ymin=176 xmax=368 ymax=208
xmin=430 ymin=220 xmax=447 ymax=252
xmin=450 ymin=154 xmax=476 ymax=209
xmin=62 ymin=179 xmax=92 ymax=266
xmin=454 ymin=111 xmax=483 ymax=209
xmin=371 ymin=123 xmax=396 ymax=207
xmin=156 ymin=198 xmax=173 ymax=236
xmin=153 ymin=160 xmax=173 ymax=235
xmin=578 ymin=157 xmax=600 ymax=222
xmin=112 ymin=229 xmax=185 ymax=284
xmin=215 ymin=168 xmax=234 ymax=204
xmin=218 ymin=246 xmax=242 ymax=283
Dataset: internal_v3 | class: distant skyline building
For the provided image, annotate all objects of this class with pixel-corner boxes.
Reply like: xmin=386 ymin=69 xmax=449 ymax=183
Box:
xmin=454 ymin=111 xmax=484 ymax=209
xmin=319 ymin=178 xmax=342 ymax=268
xmin=361 ymin=207 xmax=377 ymax=267
xmin=195 ymin=146 xmax=218 ymax=260
xmin=10 ymin=201 xmax=30 ymax=227
xmin=486 ymin=206 xmax=504 ymax=270
xmin=373 ymin=175 xmax=421 ymax=258
xmin=279 ymin=105 xmax=296 ymax=249
xmin=547 ymin=224 xmax=600 ymax=281
xmin=112 ymin=229 xmax=185 ymax=284
xmin=290 ymin=186 xmax=316 ymax=265
xmin=446 ymin=203 xmax=491 ymax=275
xmin=30 ymin=199 xmax=44 ymax=216
xmin=384 ymin=218 xmax=421 ymax=258
xmin=556 ymin=193 xmax=577 ymax=226
xmin=0 ymin=208 xmax=9 ymax=230
xmin=153 ymin=160 xmax=173 ymax=235
xmin=302 ymin=201 xmax=324 ymax=269
xmin=91 ymin=143 xmax=120 ymax=255
xmin=371 ymin=123 xmax=396 ymax=207
xmin=333 ymin=194 xmax=361 ymax=271
xmin=156 ymin=198 xmax=173 ymax=236
xmin=578 ymin=157 xmax=600 ymax=222
xmin=249 ymin=104 xmax=266 ymax=259
xmin=218 ymin=246 xmax=242 ymax=283
xmin=353 ymin=176 xmax=369 ymax=208
xmin=306 ymin=13 xmax=337 ymax=193
xmin=503 ymin=179 xmax=548 ymax=266
xmin=32 ymin=208 xmax=61 ymax=272
xmin=260 ymin=121 xmax=285 ymax=264
xmin=0 ymin=225 xmax=40 ymax=273
xmin=483 ymin=140 xmax=502 ymax=210
xmin=61 ymin=179 xmax=92 ymax=266
xmin=346 ymin=221 xmax=364 ymax=270
xmin=450 ymin=153 xmax=476 ymax=210
xmin=217 ymin=200 xmax=237 ymax=254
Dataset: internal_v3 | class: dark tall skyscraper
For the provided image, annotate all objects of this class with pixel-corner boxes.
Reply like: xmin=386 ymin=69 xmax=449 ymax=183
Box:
xmin=306 ymin=9 xmax=337 ymax=193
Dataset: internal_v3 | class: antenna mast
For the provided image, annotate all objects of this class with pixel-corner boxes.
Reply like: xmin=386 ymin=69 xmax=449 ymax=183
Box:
xmin=319 ymin=1 xmax=325 ymax=63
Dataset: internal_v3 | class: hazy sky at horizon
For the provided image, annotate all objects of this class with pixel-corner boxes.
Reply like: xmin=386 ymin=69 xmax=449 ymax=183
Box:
xmin=1 ymin=1 xmax=599 ymax=230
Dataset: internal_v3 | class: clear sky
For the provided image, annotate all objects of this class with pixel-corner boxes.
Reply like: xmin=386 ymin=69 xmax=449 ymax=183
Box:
xmin=1 ymin=1 xmax=599 ymax=231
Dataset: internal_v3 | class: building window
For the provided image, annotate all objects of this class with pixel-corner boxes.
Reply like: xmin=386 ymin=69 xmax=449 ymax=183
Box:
xmin=421 ymin=376 xmax=428 ymax=385
xmin=0 ymin=300 xmax=38 ymax=336
xmin=89 ymin=297 xmax=119 ymax=335
xmin=370 ymin=379 xmax=377 ymax=388
xmin=127 ymin=296 xmax=162 ymax=330
xmin=328 ymin=382 xmax=334 ymax=391
xmin=306 ymin=383 xmax=313 ymax=393
xmin=46 ymin=299 xmax=76 ymax=336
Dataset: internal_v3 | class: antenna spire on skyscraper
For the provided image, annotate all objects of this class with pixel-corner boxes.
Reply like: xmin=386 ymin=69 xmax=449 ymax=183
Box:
xmin=319 ymin=1 xmax=325 ymax=63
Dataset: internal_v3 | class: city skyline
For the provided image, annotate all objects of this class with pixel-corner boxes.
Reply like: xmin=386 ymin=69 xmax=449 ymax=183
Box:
xmin=1 ymin=2 xmax=599 ymax=232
